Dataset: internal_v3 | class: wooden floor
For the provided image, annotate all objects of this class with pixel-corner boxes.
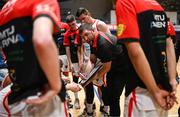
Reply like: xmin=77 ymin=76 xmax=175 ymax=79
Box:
xmin=68 ymin=61 xmax=180 ymax=117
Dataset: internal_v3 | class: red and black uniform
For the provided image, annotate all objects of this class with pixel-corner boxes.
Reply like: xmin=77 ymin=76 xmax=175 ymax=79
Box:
xmin=116 ymin=0 xmax=171 ymax=96
xmin=91 ymin=32 xmax=123 ymax=63
xmin=54 ymin=22 xmax=69 ymax=55
xmin=91 ymin=32 xmax=128 ymax=116
xmin=64 ymin=29 xmax=80 ymax=63
xmin=0 ymin=0 xmax=62 ymax=104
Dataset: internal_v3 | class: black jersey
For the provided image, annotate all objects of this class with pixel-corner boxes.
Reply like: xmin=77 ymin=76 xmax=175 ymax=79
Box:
xmin=116 ymin=0 xmax=172 ymax=95
xmin=64 ymin=29 xmax=80 ymax=63
xmin=54 ymin=22 xmax=69 ymax=55
xmin=0 ymin=0 xmax=61 ymax=104
xmin=92 ymin=32 xmax=127 ymax=68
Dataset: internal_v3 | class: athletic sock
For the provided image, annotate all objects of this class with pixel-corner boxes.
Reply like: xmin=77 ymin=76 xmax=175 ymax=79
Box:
xmin=86 ymin=103 xmax=93 ymax=113
xmin=74 ymin=92 xmax=78 ymax=99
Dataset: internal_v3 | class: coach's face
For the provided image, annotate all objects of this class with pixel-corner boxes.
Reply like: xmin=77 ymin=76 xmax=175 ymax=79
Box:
xmin=81 ymin=29 xmax=94 ymax=45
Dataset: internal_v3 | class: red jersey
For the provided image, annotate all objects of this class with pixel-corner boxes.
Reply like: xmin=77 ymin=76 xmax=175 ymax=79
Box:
xmin=64 ymin=29 xmax=80 ymax=46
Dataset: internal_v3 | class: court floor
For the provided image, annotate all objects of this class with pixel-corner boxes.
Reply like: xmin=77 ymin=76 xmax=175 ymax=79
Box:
xmin=68 ymin=61 xmax=180 ymax=117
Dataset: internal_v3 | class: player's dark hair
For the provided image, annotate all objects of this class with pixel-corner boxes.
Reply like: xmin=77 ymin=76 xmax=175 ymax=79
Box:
xmin=76 ymin=7 xmax=90 ymax=18
xmin=78 ymin=23 xmax=94 ymax=34
xmin=66 ymin=15 xmax=75 ymax=23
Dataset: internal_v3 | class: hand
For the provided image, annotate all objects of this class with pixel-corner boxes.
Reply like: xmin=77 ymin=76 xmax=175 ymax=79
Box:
xmin=1 ymin=75 xmax=12 ymax=88
xmin=169 ymin=79 xmax=178 ymax=96
xmin=166 ymin=95 xmax=175 ymax=110
xmin=153 ymin=89 xmax=171 ymax=110
xmin=66 ymin=82 xmax=81 ymax=92
xmin=62 ymin=76 xmax=71 ymax=84
xmin=93 ymin=78 xmax=104 ymax=87
xmin=25 ymin=84 xmax=59 ymax=105
xmin=169 ymin=79 xmax=179 ymax=105
xmin=79 ymin=72 xmax=87 ymax=80
xmin=25 ymin=90 xmax=57 ymax=105
xmin=70 ymin=64 xmax=74 ymax=72
xmin=80 ymin=74 xmax=99 ymax=87
xmin=169 ymin=93 xmax=178 ymax=104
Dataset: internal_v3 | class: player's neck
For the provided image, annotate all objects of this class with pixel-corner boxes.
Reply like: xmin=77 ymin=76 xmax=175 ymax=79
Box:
xmin=91 ymin=18 xmax=96 ymax=24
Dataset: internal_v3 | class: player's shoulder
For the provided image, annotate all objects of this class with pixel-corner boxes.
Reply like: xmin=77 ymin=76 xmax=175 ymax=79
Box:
xmin=96 ymin=19 xmax=106 ymax=26
xmin=60 ymin=22 xmax=69 ymax=29
xmin=95 ymin=19 xmax=108 ymax=30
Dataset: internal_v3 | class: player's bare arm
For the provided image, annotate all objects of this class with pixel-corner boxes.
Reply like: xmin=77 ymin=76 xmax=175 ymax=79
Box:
xmin=125 ymin=41 xmax=170 ymax=110
xmin=166 ymin=37 xmax=178 ymax=106
xmin=94 ymin=61 xmax=111 ymax=80
xmin=26 ymin=16 xmax=61 ymax=105
xmin=97 ymin=21 xmax=111 ymax=34
xmin=166 ymin=38 xmax=178 ymax=92
xmin=66 ymin=47 xmax=73 ymax=71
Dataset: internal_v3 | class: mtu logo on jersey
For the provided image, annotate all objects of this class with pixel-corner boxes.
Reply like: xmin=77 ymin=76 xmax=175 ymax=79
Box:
xmin=151 ymin=14 xmax=166 ymax=28
xmin=0 ymin=25 xmax=25 ymax=48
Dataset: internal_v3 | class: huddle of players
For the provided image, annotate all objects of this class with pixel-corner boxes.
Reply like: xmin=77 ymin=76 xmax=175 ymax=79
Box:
xmin=58 ymin=8 xmax=111 ymax=116
xmin=0 ymin=0 xmax=178 ymax=116
xmin=59 ymin=2 xmax=179 ymax=117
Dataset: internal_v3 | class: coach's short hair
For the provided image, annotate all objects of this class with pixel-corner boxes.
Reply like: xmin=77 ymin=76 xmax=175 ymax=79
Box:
xmin=76 ymin=7 xmax=90 ymax=18
xmin=66 ymin=15 xmax=75 ymax=23
xmin=78 ymin=23 xmax=94 ymax=34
